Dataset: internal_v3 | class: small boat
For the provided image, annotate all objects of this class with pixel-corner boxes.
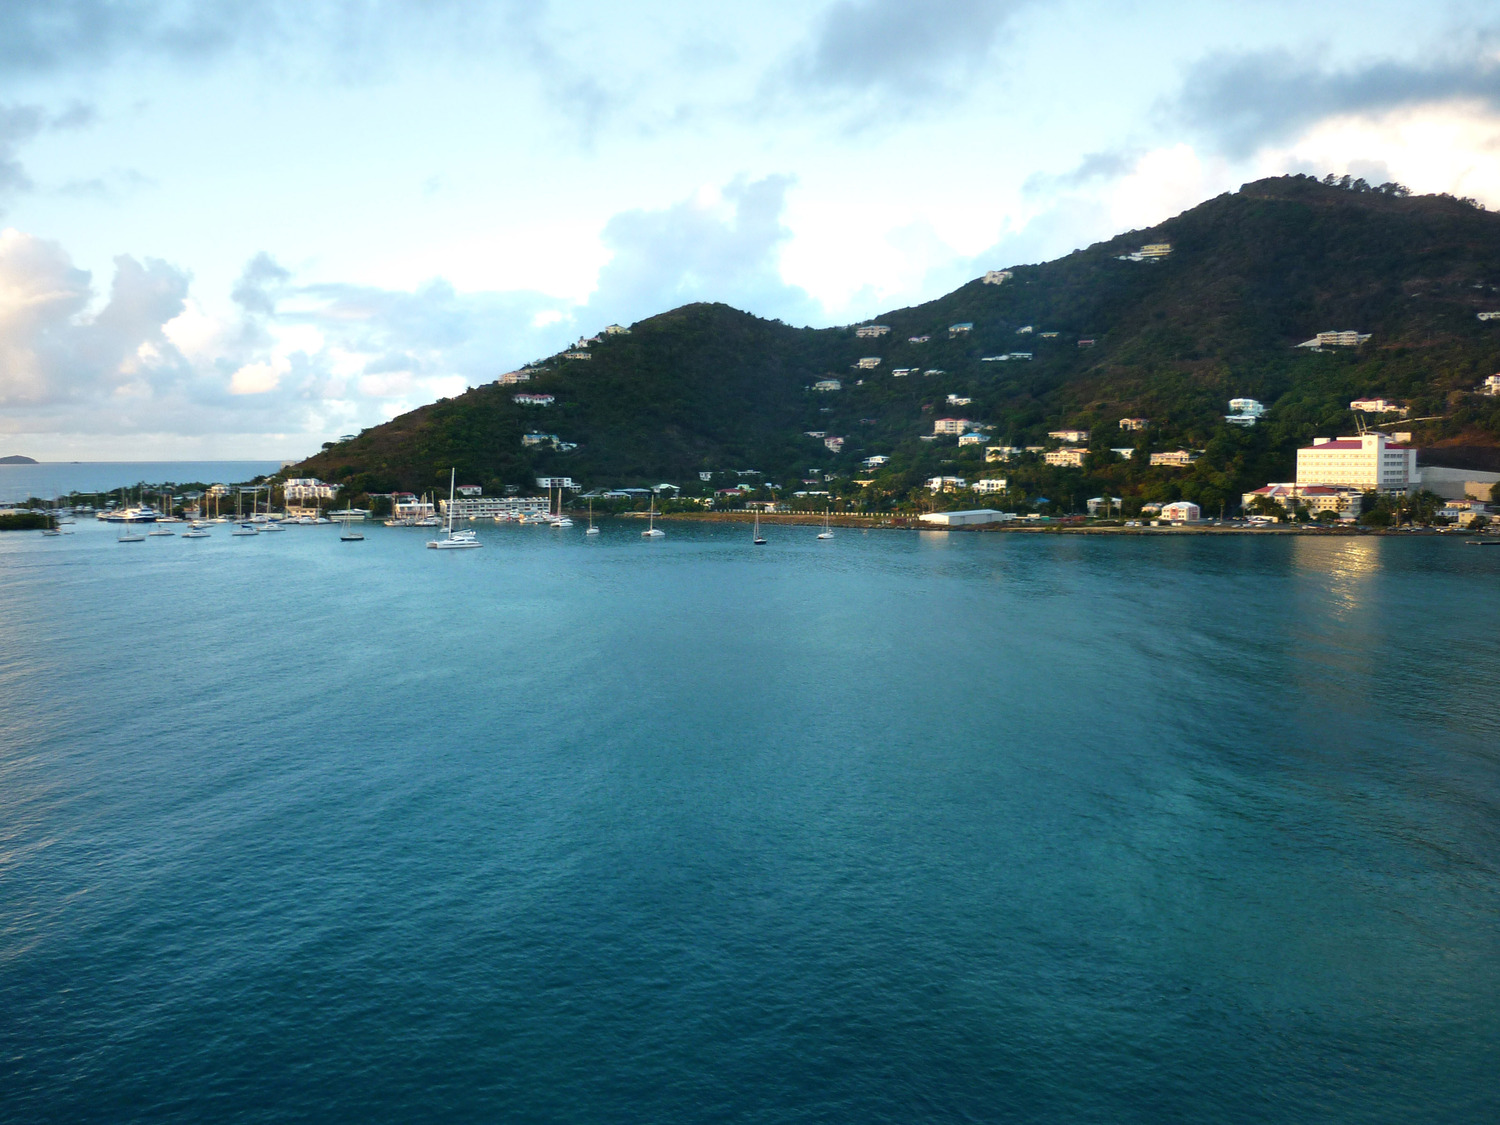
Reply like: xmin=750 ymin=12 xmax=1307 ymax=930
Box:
xmin=642 ymin=498 xmax=665 ymax=538
xmin=340 ymin=504 xmax=364 ymax=541
xmin=182 ymin=524 xmax=211 ymax=539
xmin=118 ymin=529 xmax=146 ymax=543
xmin=586 ymin=499 xmax=600 ymax=535
xmin=753 ymin=511 xmax=766 ymax=545
xmin=1465 ymin=539 xmax=1500 ymax=546
xmin=232 ymin=522 xmax=258 ymax=536
xmin=817 ymin=509 xmax=835 ymax=539
xmin=428 ymin=469 xmax=482 ymax=549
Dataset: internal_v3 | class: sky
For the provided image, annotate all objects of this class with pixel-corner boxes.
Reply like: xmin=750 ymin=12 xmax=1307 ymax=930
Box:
xmin=2 ymin=0 xmax=1500 ymax=460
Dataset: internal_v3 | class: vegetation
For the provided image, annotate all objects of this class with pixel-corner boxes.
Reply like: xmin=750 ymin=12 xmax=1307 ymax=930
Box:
xmin=290 ymin=176 xmax=1500 ymax=512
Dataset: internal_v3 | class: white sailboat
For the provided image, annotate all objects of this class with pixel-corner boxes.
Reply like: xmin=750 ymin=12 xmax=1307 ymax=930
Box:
xmin=586 ymin=499 xmax=600 ymax=535
xmin=231 ymin=488 xmax=258 ymax=535
xmin=550 ymin=484 xmax=573 ymax=527
xmin=148 ymin=491 xmax=175 ymax=535
xmin=817 ymin=509 xmax=835 ymax=539
xmin=642 ymin=497 xmax=665 ymax=538
xmin=428 ymin=469 xmax=481 ymax=549
xmin=340 ymin=500 xmax=364 ymax=541
xmin=753 ymin=510 xmax=766 ymax=545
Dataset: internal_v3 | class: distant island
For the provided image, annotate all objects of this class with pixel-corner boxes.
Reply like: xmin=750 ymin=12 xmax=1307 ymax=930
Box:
xmin=0 ymin=455 xmax=39 ymax=464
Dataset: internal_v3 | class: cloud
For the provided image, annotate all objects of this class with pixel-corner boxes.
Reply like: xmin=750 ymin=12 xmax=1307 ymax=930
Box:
xmin=785 ymin=0 xmax=1029 ymax=108
xmin=0 ymin=101 xmax=104 ymax=211
xmin=1175 ymin=46 xmax=1500 ymax=158
xmin=584 ymin=174 xmax=820 ymax=327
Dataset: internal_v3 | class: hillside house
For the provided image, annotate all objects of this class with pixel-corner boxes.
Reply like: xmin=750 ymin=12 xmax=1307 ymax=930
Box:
xmin=981 ymin=355 xmax=1010 ymax=362
xmin=1010 ymin=352 xmax=1033 ymax=360
xmin=909 ymin=335 xmax=931 ymax=343
xmin=284 ymin=478 xmax=339 ymax=501
xmin=1226 ymin=397 xmax=1266 ymax=427
xmin=457 ymin=485 xmax=483 ymax=497
xmin=824 ymin=436 xmax=845 ymax=453
xmin=862 ymin=456 xmax=890 ymax=469
xmin=804 ymin=430 xmax=826 ymax=438
xmin=892 ymin=367 xmax=915 ymax=376
xmin=813 ymin=379 xmax=842 ymax=392
xmin=983 ymin=270 xmax=1013 ymax=285
xmin=1044 ymin=448 xmax=1086 ymax=468
xmin=924 ymin=369 xmax=945 ymax=377
xmin=1039 ymin=331 xmax=1059 ymax=338
xmin=1351 ymin=398 xmax=1405 ymax=413
xmin=933 ymin=418 xmax=972 ymax=435
xmin=1297 ymin=330 xmax=1371 ymax=349
xmin=602 ymin=324 xmax=630 ymax=335
xmin=1150 ymin=450 xmax=1198 ymax=467
xmin=958 ymin=433 xmax=987 ymax=446
xmin=926 ymin=476 xmax=966 ymax=492
xmin=1078 ymin=338 xmax=1096 ymax=348
xmin=1479 ymin=312 xmax=1500 ymax=321
xmin=1048 ymin=429 xmax=1089 ymax=443
xmin=1483 ymin=375 xmax=1500 ymax=395
xmin=1111 ymin=448 xmax=1136 ymax=458
xmin=949 ymin=322 xmax=973 ymax=336
xmin=1016 ymin=325 xmax=1033 ymax=335
xmin=497 ymin=369 xmax=532 ymax=385
xmin=974 ymin=478 xmax=1008 ymax=494
xmin=513 ymin=393 xmax=554 ymax=406
xmin=562 ymin=351 xmax=591 ymax=360
xmin=986 ymin=446 xmax=1019 ymax=463
xmin=1119 ymin=417 xmax=1148 ymax=431
xmin=522 ymin=432 xmax=558 ymax=447
xmin=855 ymin=325 xmax=891 ymax=338
xmin=947 ymin=394 xmax=972 ymax=405
xmin=855 ymin=357 xmax=882 ymax=369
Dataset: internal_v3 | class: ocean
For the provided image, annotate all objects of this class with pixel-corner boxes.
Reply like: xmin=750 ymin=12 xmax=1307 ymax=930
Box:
xmin=0 ymin=462 xmax=286 ymax=504
xmin=1 ymin=520 xmax=1497 ymax=1123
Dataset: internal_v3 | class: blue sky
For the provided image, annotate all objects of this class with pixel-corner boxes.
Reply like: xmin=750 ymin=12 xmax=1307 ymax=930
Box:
xmin=2 ymin=0 xmax=1499 ymax=459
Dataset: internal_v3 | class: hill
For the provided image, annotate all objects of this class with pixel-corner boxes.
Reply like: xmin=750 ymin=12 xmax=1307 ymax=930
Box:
xmin=291 ymin=175 xmax=1500 ymax=512
xmin=0 ymin=455 xmax=39 ymax=465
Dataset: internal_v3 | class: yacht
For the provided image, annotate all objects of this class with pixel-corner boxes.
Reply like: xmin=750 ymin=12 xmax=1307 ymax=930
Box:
xmin=117 ymin=527 xmax=146 ymax=543
xmin=182 ymin=521 xmax=211 ymax=539
xmin=428 ymin=469 xmax=482 ymax=549
xmin=753 ymin=511 xmax=766 ymax=545
xmin=586 ymin=500 xmax=600 ymax=535
xmin=232 ymin=522 xmax=259 ymax=536
xmin=817 ymin=509 xmax=835 ymax=540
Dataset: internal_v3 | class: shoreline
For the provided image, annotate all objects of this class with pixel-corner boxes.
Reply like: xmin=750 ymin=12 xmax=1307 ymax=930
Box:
xmin=606 ymin=510 xmax=1480 ymax=536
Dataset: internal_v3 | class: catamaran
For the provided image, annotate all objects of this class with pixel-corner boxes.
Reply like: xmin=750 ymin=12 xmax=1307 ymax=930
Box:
xmin=428 ymin=469 xmax=481 ymax=549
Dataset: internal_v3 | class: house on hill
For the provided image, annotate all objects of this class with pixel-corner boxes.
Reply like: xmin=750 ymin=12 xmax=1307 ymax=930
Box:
xmin=1119 ymin=417 xmax=1148 ymax=431
xmin=949 ymin=322 xmax=973 ymax=336
xmin=1297 ymin=330 xmax=1371 ymax=349
xmin=813 ymin=379 xmax=842 ymax=392
xmin=1044 ymin=448 xmax=1086 ymax=468
xmin=933 ymin=418 xmax=972 ymax=435
xmin=983 ymin=270 xmax=1013 ymax=285
xmin=855 ymin=325 xmax=890 ymax=338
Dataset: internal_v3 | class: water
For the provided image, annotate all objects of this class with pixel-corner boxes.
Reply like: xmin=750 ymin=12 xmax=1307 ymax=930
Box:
xmin=0 ymin=462 xmax=285 ymax=503
xmin=2 ymin=522 xmax=1498 ymax=1123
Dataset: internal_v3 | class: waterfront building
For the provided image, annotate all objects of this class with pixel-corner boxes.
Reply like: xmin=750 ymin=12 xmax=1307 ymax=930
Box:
xmin=440 ymin=496 xmax=549 ymax=520
xmin=393 ymin=493 xmax=436 ymax=520
xmin=920 ymin=509 xmax=1014 ymax=526
xmin=1161 ymin=500 xmax=1201 ymax=521
xmin=1243 ymin=483 xmax=1362 ymax=518
xmin=1296 ymin=432 xmax=1418 ymax=493
xmin=1086 ymin=496 xmax=1123 ymax=516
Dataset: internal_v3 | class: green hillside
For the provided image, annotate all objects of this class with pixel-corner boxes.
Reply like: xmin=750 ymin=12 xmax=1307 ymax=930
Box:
xmin=292 ymin=175 xmax=1500 ymax=513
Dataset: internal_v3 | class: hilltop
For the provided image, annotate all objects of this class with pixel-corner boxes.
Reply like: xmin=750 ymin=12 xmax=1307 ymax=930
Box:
xmin=291 ymin=175 xmax=1500 ymax=511
xmin=0 ymin=455 xmax=40 ymax=465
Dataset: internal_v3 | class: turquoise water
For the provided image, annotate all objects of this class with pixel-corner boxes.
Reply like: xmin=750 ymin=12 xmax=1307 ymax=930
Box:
xmin=2 ymin=521 xmax=1498 ymax=1123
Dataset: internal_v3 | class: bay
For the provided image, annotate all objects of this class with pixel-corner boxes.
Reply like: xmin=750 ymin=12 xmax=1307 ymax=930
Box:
xmin=1 ymin=521 xmax=1497 ymax=1123
xmin=0 ymin=462 xmax=286 ymax=504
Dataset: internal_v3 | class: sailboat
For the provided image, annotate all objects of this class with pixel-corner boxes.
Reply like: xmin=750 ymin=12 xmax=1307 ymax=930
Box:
xmin=340 ymin=500 xmax=364 ymax=541
xmin=550 ymin=483 xmax=573 ymax=527
xmin=753 ymin=510 xmax=766 ymax=545
xmin=642 ymin=497 xmax=665 ymax=537
xmin=585 ymin=498 xmax=600 ymax=535
xmin=428 ymin=469 xmax=482 ymax=549
xmin=148 ymin=491 xmax=175 ymax=535
xmin=260 ymin=486 xmax=284 ymax=530
xmin=817 ymin=509 xmax=835 ymax=539
xmin=231 ymin=488 xmax=258 ymax=535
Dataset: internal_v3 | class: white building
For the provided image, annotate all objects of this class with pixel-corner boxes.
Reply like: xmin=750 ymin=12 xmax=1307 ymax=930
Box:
xmin=699 ymin=472 xmax=713 ymax=482
xmin=892 ymin=368 xmax=915 ymax=377
xmin=958 ymin=433 xmax=987 ymax=446
xmin=1015 ymin=325 xmax=1033 ymax=335
xmin=522 ymin=432 xmax=557 ymax=446
xmin=1039 ymin=331 xmax=1059 ymax=338
xmin=283 ymin=477 xmax=340 ymax=501
xmin=908 ymin=335 xmax=931 ymax=343
xmin=1150 ymin=450 xmax=1198 ymax=467
xmin=1296 ymin=433 xmax=1418 ymax=493
xmin=1048 ymin=429 xmax=1089 ymax=443
xmin=457 ymin=485 xmax=483 ymax=497
xmin=982 ymin=270 xmax=1013 ymax=285
xmin=926 ymin=476 xmax=967 ymax=492
xmin=824 ymin=436 xmax=845 ymax=453
xmin=1044 ymin=448 xmax=1086 ymax=468
xmin=920 ymin=509 xmax=1014 ymax=526
xmin=923 ymin=369 xmax=945 ymax=377
xmin=1242 ymin=483 xmax=1361 ymax=518
xmin=497 ymin=369 xmax=532 ymax=385
xmin=814 ymin=379 xmax=842 ymax=392
xmin=1480 ymin=374 xmax=1500 ymax=395
xmin=947 ymin=394 xmax=972 ymax=405
xmin=1009 ymin=352 xmax=1033 ymax=360
xmin=855 ymin=324 xmax=890 ymax=338
xmin=1086 ymin=496 xmax=1123 ymax=516
xmin=1478 ymin=312 xmax=1500 ymax=321
xmin=855 ymin=357 xmax=881 ymax=369
xmin=535 ymin=477 xmax=577 ymax=489
xmin=441 ymin=495 xmax=549 ymax=520
xmin=1161 ymin=500 xmax=1201 ymax=521
xmin=1119 ymin=417 xmax=1149 ymax=431
xmin=933 ymin=417 xmax=972 ymax=435
xmin=949 ymin=322 xmax=973 ymax=335
xmin=986 ymin=446 xmax=1019 ymax=463
xmin=513 ymin=393 xmax=555 ymax=406
xmin=562 ymin=351 xmax=592 ymax=360
xmin=602 ymin=324 xmax=631 ymax=335
xmin=973 ymin=478 xmax=1008 ymax=495
xmin=862 ymin=455 xmax=890 ymax=469
xmin=1296 ymin=331 xmax=1371 ymax=349
xmin=1351 ymin=398 xmax=1405 ymax=414
xmin=392 ymin=493 xmax=436 ymax=520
